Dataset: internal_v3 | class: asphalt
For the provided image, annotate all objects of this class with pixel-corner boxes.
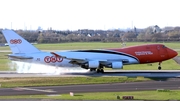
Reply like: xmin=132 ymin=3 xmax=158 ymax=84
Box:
xmin=1 ymin=70 xmax=180 ymax=77
xmin=0 ymin=71 xmax=179 ymax=101
xmin=0 ymin=78 xmax=179 ymax=96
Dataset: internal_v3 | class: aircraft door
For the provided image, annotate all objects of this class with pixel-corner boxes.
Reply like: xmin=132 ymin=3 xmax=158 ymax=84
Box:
xmin=157 ymin=45 xmax=168 ymax=60
xmin=145 ymin=46 xmax=151 ymax=63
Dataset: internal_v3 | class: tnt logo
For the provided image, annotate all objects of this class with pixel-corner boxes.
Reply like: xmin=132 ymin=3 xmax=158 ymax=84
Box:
xmin=44 ymin=56 xmax=63 ymax=63
xmin=10 ymin=39 xmax=22 ymax=44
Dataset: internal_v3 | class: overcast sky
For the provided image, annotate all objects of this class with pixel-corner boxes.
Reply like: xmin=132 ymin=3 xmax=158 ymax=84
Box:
xmin=0 ymin=0 xmax=180 ymax=30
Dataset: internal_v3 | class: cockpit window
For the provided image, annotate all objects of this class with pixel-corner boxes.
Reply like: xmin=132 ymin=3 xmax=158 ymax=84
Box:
xmin=162 ymin=45 xmax=166 ymax=48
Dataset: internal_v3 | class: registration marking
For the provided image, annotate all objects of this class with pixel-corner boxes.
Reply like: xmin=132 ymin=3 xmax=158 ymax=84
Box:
xmin=135 ymin=51 xmax=153 ymax=56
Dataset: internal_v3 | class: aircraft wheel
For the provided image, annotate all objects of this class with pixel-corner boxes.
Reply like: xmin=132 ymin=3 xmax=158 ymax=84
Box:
xmin=158 ymin=62 xmax=162 ymax=70
xmin=158 ymin=66 xmax=161 ymax=70
xmin=97 ymin=69 xmax=101 ymax=73
xmin=97 ymin=69 xmax=104 ymax=73
xmin=100 ymin=69 xmax=104 ymax=73
xmin=90 ymin=68 xmax=96 ymax=72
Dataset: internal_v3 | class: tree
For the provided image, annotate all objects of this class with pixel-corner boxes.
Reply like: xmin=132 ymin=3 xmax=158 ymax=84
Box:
xmin=122 ymin=32 xmax=136 ymax=41
xmin=37 ymin=33 xmax=44 ymax=43
xmin=0 ymin=34 xmax=6 ymax=43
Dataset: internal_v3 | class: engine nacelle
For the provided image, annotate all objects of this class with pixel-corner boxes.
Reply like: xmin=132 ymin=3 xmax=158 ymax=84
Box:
xmin=111 ymin=62 xmax=123 ymax=69
xmin=88 ymin=60 xmax=99 ymax=68
xmin=81 ymin=60 xmax=99 ymax=69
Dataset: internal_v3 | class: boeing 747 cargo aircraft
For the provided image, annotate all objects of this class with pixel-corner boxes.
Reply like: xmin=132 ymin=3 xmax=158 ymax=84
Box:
xmin=1 ymin=30 xmax=178 ymax=73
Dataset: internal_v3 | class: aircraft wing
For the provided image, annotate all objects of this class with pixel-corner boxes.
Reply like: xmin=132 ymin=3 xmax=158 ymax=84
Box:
xmin=50 ymin=52 xmax=88 ymax=64
xmin=50 ymin=52 xmax=128 ymax=68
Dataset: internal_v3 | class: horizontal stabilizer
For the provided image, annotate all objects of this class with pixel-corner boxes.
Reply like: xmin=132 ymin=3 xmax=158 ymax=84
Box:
xmin=7 ymin=54 xmax=33 ymax=59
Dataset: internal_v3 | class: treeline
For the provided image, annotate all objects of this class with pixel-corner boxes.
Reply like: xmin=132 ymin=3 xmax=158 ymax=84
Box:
xmin=0 ymin=26 xmax=180 ymax=43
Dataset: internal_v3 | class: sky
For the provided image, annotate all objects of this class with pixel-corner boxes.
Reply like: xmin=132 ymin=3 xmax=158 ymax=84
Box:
xmin=0 ymin=0 xmax=180 ymax=30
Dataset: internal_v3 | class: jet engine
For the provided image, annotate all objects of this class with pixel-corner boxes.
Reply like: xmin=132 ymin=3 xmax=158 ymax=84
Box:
xmin=88 ymin=60 xmax=99 ymax=68
xmin=81 ymin=60 xmax=99 ymax=69
xmin=111 ymin=61 xmax=123 ymax=69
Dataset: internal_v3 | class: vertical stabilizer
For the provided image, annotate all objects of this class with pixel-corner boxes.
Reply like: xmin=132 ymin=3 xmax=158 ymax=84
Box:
xmin=2 ymin=30 xmax=40 ymax=54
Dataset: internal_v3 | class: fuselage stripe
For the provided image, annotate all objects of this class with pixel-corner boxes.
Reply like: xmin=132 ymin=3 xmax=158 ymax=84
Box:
xmin=72 ymin=50 xmax=139 ymax=61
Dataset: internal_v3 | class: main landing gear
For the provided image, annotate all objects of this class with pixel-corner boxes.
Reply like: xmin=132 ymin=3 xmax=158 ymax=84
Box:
xmin=97 ymin=68 xmax=104 ymax=73
xmin=158 ymin=62 xmax=162 ymax=70
xmin=90 ymin=68 xmax=104 ymax=73
xmin=90 ymin=64 xmax=104 ymax=73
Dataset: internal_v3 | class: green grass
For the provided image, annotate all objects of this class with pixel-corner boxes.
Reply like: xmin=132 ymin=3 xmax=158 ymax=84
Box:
xmin=59 ymin=90 xmax=180 ymax=100
xmin=29 ymin=42 xmax=180 ymax=50
xmin=31 ymin=42 xmax=180 ymax=50
xmin=0 ymin=52 xmax=11 ymax=71
xmin=1 ymin=42 xmax=180 ymax=50
xmin=0 ymin=77 xmax=150 ymax=88
xmin=0 ymin=90 xmax=180 ymax=100
xmin=123 ymin=59 xmax=180 ymax=70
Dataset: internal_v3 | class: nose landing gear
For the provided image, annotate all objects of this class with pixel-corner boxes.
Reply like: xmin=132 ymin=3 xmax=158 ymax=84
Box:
xmin=158 ymin=62 xmax=162 ymax=70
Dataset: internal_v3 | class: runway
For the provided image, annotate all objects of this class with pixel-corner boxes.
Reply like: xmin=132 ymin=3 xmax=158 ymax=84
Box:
xmin=0 ymin=69 xmax=180 ymax=97
xmin=1 ymin=70 xmax=180 ymax=77
xmin=0 ymin=79 xmax=180 ymax=96
xmin=0 ymin=70 xmax=179 ymax=96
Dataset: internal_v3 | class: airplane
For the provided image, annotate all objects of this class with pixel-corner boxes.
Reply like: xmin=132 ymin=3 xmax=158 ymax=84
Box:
xmin=1 ymin=29 xmax=178 ymax=73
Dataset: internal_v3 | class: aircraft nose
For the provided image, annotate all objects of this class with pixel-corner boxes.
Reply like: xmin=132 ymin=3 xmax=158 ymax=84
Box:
xmin=167 ymin=48 xmax=178 ymax=58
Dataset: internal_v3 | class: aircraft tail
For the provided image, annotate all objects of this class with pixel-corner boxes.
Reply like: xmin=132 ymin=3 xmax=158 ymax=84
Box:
xmin=1 ymin=30 xmax=40 ymax=54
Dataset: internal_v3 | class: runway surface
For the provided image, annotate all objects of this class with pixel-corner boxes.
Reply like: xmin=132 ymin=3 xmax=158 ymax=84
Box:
xmin=1 ymin=70 xmax=180 ymax=77
xmin=0 ymin=70 xmax=179 ymax=96
xmin=0 ymin=79 xmax=180 ymax=96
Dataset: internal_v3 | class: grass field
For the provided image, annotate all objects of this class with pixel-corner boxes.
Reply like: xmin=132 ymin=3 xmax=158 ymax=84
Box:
xmin=0 ymin=52 xmax=11 ymax=71
xmin=1 ymin=42 xmax=180 ymax=50
xmin=32 ymin=42 xmax=180 ymax=50
xmin=46 ymin=90 xmax=180 ymax=100
xmin=0 ymin=90 xmax=180 ymax=100
xmin=0 ymin=77 xmax=150 ymax=88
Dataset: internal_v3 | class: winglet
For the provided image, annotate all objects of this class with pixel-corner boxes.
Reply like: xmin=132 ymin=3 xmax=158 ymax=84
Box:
xmin=2 ymin=30 xmax=40 ymax=54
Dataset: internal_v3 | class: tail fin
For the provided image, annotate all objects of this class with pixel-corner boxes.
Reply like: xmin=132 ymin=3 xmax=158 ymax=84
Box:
xmin=2 ymin=30 xmax=40 ymax=54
